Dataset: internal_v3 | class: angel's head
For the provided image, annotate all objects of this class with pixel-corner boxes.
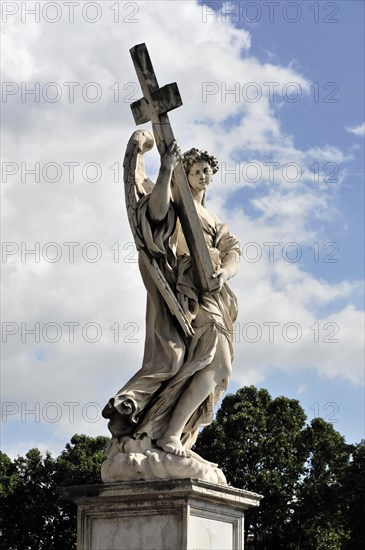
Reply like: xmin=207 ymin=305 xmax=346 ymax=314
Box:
xmin=182 ymin=148 xmax=219 ymax=205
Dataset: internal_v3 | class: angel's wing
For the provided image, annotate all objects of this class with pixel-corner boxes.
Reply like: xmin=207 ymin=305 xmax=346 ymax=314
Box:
xmin=123 ymin=130 xmax=155 ymax=250
xmin=123 ymin=130 xmax=194 ymax=338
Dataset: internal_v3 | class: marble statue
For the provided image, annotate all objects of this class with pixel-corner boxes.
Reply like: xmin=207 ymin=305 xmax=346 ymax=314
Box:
xmin=101 ymin=45 xmax=240 ymax=485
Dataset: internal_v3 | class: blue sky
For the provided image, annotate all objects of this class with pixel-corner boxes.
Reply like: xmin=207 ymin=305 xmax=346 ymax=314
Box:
xmin=1 ymin=0 xmax=364 ymax=458
xmin=244 ymin=0 xmax=365 ymax=284
xmin=200 ymin=0 xmax=364 ymax=443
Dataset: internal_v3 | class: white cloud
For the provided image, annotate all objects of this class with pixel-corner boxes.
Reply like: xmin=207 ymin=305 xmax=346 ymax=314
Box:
xmin=346 ymin=122 xmax=365 ymax=136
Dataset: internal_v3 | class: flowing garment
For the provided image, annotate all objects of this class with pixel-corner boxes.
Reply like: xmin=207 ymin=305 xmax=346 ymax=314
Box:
xmin=102 ymin=194 xmax=240 ymax=450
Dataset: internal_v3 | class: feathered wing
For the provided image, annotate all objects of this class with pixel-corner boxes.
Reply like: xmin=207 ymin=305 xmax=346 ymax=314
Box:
xmin=123 ymin=130 xmax=194 ymax=338
xmin=123 ymin=129 xmax=155 ymax=249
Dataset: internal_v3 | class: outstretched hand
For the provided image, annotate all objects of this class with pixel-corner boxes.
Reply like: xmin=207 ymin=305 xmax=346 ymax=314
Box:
xmin=161 ymin=140 xmax=182 ymax=171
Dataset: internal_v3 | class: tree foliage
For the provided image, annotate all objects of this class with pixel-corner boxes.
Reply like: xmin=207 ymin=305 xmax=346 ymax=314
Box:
xmin=194 ymin=386 xmax=358 ymax=549
xmin=0 ymin=434 xmax=108 ymax=550
xmin=288 ymin=418 xmax=352 ymax=549
xmin=1 ymin=390 xmax=362 ymax=549
xmin=342 ymin=440 xmax=365 ymax=549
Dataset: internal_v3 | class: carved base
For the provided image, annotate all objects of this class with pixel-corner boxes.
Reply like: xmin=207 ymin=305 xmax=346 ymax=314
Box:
xmin=63 ymin=479 xmax=262 ymax=550
xmin=101 ymin=437 xmax=226 ymax=485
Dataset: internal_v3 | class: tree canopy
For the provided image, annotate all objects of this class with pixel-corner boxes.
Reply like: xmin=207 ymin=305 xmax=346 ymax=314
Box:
xmin=0 ymin=434 xmax=108 ymax=550
xmin=194 ymin=386 xmax=360 ymax=549
xmin=1 ymin=388 xmax=363 ymax=549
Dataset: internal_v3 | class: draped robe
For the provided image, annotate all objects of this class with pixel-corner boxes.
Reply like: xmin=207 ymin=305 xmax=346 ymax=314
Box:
xmin=103 ymin=193 xmax=240 ymax=450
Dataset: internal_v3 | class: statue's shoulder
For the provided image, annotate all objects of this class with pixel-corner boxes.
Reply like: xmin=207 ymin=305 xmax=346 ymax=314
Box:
xmin=197 ymin=205 xmax=221 ymax=228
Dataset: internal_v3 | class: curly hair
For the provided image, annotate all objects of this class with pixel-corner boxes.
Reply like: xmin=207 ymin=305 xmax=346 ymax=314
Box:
xmin=182 ymin=148 xmax=219 ymax=176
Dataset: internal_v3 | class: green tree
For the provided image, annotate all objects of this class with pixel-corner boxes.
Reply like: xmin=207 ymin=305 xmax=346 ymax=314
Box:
xmin=288 ymin=418 xmax=352 ymax=549
xmin=194 ymin=386 xmax=308 ymax=548
xmin=1 ymin=396 xmax=360 ymax=548
xmin=55 ymin=433 xmax=109 ymax=487
xmin=194 ymin=386 xmax=358 ymax=549
xmin=343 ymin=440 xmax=365 ymax=549
xmin=0 ymin=434 xmax=108 ymax=550
xmin=0 ymin=448 xmax=60 ymax=549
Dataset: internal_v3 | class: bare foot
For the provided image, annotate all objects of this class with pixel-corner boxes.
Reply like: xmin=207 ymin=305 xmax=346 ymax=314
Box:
xmin=156 ymin=435 xmax=188 ymax=457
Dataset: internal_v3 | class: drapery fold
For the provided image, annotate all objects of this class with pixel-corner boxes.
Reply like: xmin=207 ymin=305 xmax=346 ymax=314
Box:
xmin=103 ymin=193 xmax=239 ymax=449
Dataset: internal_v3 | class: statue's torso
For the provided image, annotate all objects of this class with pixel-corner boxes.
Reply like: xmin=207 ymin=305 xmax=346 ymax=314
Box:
xmin=172 ymin=205 xmax=220 ymax=258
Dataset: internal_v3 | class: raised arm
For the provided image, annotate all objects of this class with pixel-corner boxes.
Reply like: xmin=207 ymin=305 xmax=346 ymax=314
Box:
xmin=147 ymin=141 xmax=182 ymax=223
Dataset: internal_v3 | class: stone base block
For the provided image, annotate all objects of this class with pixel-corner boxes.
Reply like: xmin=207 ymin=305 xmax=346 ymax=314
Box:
xmin=63 ymin=478 xmax=262 ymax=550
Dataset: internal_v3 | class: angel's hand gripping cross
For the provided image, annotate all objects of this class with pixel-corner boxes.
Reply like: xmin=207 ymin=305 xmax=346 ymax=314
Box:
xmin=129 ymin=43 xmax=216 ymax=295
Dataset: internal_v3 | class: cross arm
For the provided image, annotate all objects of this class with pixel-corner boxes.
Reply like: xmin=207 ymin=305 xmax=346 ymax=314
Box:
xmin=131 ymin=83 xmax=182 ymax=125
xmin=129 ymin=43 xmax=217 ymax=293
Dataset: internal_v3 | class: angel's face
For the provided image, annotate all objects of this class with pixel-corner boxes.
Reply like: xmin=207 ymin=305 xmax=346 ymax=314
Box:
xmin=187 ymin=161 xmax=213 ymax=194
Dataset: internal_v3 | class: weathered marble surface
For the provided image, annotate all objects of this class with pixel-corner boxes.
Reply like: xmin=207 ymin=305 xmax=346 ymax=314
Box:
xmin=102 ymin=45 xmax=241 ymax=480
xmin=101 ymin=436 xmax=226 ymax=485
xmin=63 ymin=479 xmax=262 ymax=550
xmin=102 ymin=130 xmax=240 ymax=468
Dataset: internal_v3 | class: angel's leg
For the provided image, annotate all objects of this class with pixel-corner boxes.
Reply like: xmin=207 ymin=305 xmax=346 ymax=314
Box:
xmin=156 ymin=335 xmax=231 ymax=456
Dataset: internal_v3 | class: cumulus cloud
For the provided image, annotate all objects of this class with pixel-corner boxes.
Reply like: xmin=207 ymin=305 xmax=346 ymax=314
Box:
xmin=346 ymin=122 xmax=365 ymax=136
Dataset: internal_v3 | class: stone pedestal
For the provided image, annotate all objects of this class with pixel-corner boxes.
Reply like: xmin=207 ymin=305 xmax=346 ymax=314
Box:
xmin=63 ymin=478 xmax=262 ymax=550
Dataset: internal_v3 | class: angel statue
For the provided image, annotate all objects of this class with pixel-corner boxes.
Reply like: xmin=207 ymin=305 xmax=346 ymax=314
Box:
xmin=101 ymin=129 xmax=240 ymax=484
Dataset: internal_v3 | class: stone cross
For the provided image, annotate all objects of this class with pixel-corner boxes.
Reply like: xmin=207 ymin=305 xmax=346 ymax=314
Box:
xmin=129 ymin=43 xmax=216 ymax=293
